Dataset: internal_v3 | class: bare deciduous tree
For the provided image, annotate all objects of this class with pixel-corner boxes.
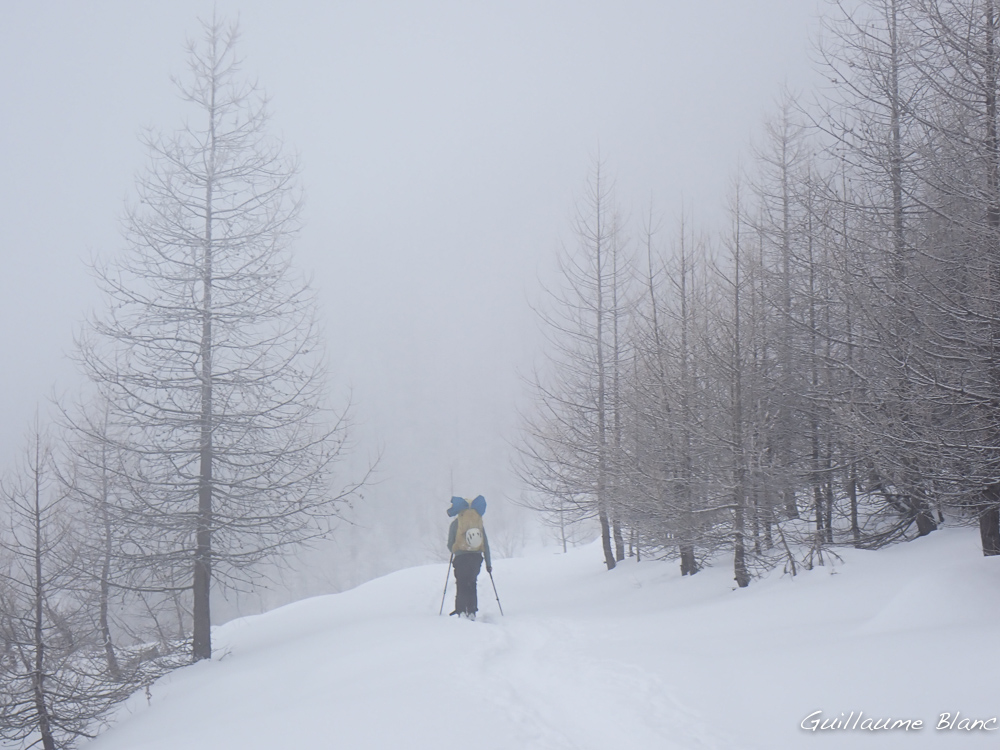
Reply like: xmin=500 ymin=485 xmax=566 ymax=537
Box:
xmin=0 ymin=425 xmax=133 ymax=750
xmin=516 ymin=160 xmax=632 ymax=570
xmin=78 ymin=17 xmax=362 ymax=661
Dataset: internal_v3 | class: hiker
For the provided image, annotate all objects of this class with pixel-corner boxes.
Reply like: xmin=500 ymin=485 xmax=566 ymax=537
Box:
xmin=447 ymin=495 xmax=492 ymax=620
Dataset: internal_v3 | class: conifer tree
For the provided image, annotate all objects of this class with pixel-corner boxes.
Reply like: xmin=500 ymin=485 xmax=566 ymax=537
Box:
xmin=79 ymin=17 xmax=357 ymax=660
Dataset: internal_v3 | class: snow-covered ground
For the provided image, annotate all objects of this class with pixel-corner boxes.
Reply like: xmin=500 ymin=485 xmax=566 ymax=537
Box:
xmin=88 ymin=528 xmax=1000 ymax=749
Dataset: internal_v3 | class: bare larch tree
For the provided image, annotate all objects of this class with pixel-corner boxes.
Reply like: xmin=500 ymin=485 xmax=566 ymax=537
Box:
xmin=78 ymin=18 xmax=357 ymax=661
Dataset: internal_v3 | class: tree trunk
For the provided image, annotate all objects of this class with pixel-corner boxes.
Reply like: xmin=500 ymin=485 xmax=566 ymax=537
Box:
xmin=849 ymin=465 xmax=860 ymax=547
xmin=594 ymin=165 xmax=614 ymax=572
xmin=612 ymin=519 xmax=625 ymax=562
xmin=986 ymin=0 xmax=1000 ymax=559
xmin=193 ymin=97 xmax=217 ymax=662
xmin=98 ymin=446 xmax=121 ymax=680
xmin=99 ymin=530 xmax=121 ymax=679
xmin=31 ymin=435 xmax=56 ymax=750
xmin=732 ymin=182 xmax=750 ymax=589
xmin=559 ymin=501 xmax=567 ymax=553
xmin=733 ymin=500 xmax=750 ymax=588
xmin=679 ymin=544 xmax=698 ymax=576
xmin=979 ymin=508 xmax=1000 ymax=556
xmin=914 ymin=507 xmax=937 ymax=537
xmin=979 ymin=484 xmax=1000 ymax=556
xmin=599 ymin=509 xmax=616 ymax=570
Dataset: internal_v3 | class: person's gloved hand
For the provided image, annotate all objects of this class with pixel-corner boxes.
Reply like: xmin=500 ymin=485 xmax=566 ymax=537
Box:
xmin=487 ymin=565 xmax=492 ymax=574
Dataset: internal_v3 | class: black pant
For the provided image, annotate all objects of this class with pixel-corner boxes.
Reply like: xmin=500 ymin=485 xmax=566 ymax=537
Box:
xmin=452 ymin=552 xmax=482 ymax=615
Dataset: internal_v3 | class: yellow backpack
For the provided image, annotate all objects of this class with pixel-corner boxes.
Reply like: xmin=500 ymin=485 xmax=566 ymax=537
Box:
xmin=452 ymin=508 xmax=485 ymax=553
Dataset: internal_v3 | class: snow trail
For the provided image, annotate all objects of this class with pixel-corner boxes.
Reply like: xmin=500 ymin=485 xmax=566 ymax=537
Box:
xmin=86 ymin=529 xmax=1000 ymax=750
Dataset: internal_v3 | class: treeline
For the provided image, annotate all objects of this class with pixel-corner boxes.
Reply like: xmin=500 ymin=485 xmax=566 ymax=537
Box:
xmin=0 ymin=19 xmax=359 ymax=750
xmin=519 ymin=0 xmax=1000 ymax=581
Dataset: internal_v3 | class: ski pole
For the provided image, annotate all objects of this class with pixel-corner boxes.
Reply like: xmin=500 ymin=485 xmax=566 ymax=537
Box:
xmin=439 ymin=554 xmax=454 ymax=615
xmin=488 ymin=569 xmax=504 ymax=616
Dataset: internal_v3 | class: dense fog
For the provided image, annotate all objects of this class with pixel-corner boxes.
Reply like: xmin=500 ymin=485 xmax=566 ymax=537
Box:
xmin=0 ymin=1 xmax=818 ymax=608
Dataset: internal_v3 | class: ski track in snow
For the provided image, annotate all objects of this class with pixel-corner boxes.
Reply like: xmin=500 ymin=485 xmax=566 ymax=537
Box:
xmin=474 ymin=616 xmax=728 ymax=749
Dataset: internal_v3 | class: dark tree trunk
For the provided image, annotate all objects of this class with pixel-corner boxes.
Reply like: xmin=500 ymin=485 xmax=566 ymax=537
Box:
xmin=193 ymin=113 xmax=217 ymax=662
xmin=783 ymin=490 xmax=799 ymax=521
xmin=986 ymin=1 xmax=1000 ymax=559
xmin=751 ymin=488 xmax=761 ymax=556
xmin=599 ymin=510 xmax=616 ymax=570
xmin=612 ymin=519 xmax=625 ymax=562
xmin=759 ymin=484 xmax=773 ymax=550
xmin=32 ymin=686 xmax=55 ymax=750
xmin=192 ymin=502 xmax=213 ymax=660
xmin=733 ymin=501 xmax=750 ymax=588
xmin=849 ymin=465 xmax=860 ymax=547
xmin=732 ymin=189 xmax=750 ymax=591
xmin=914 ymin=509 xmax=937 ymax=537
xmin=679 ymin=545 xmax=698 ymax=576
xmin=910 ymin=490 xmax=938 ymax=538
xmin=979 ymin=502 xmax=1000 ymax=556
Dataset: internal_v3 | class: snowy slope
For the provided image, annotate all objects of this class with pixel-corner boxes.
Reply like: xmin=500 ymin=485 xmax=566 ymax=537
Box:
xmin=88 ymin=528 xmax=1000 ymax=750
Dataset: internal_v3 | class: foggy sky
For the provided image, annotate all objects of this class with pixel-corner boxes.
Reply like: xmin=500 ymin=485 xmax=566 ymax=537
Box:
xmin=0 ymin=1 xmax=821 ymax=583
